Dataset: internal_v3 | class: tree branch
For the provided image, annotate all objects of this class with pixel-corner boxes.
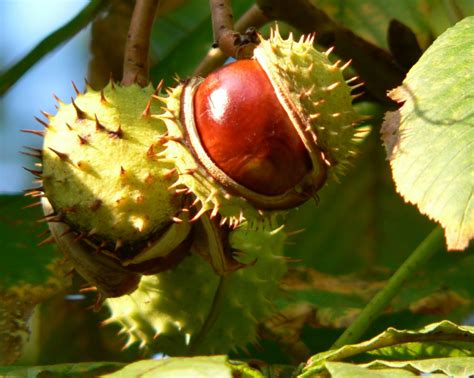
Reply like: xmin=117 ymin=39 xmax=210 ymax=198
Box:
xmin=87 ymin=0 xmax=134 ymax=89
xmin=209 ymin=0 xmax=259 ymax=60
xmin=195 ymin=4 xmax=268 ymax=77
xmin=121 ymin=0 xmax=160 ymax=86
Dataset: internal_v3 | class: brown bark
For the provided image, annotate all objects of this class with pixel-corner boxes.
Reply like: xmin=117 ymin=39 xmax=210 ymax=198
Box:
xmin=122 ymin=0 xmax=160 ymax=86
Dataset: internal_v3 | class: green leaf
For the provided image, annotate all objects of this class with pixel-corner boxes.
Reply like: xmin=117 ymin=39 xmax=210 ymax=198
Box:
xmin=273 ymin=268 xmax=383 ymax=329
xmin=0 ymin=195 xmax=70 ymax=364
xmin=322 ymin=357 xmax=474 ymax=377
xmin=150 ymin=0 xmax=212 ymax=84
xmin=361 ymin=357 xmax=474 ymax=376
xmin=317 ymin=0 xmax=429 ymax=49
xmin=381 ymin=17 xmax=474 ymax=250
xmin=0 ymin=362 xmax=124 ymax=378
xmin=300 ymin=320 xmax=474 ymax=376
xmin=0 ymin=196 xmax=57 ymax=287
xmin=103 ymin=356 xmax=263 ymax=378
xmin=0 ymin=359 xmax=266 ymax=378
xmin=316 ymin=0 xmax=473 ymax=51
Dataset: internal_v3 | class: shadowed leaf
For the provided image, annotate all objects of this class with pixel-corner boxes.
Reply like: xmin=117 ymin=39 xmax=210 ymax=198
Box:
xmin=0 ymin=195 xmax=70 ymax=364
xmin=315 ymin=0 xmax=473 ymax=50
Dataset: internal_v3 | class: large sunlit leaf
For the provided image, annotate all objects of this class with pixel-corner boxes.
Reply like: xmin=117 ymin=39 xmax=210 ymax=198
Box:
xmin=300 ymin=320 xmax=474 ymax=377
xmin=381 ymin=17 xmax=474 ymax=250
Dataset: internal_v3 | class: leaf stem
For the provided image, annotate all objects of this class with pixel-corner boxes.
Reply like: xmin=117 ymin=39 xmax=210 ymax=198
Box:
xmin=331 ymin=226 xmax=444 ymax=349
xmin=188 ymin=275 xmax=230 ymax=354
xmin=0 ymin=0 xmax=107 ymax=96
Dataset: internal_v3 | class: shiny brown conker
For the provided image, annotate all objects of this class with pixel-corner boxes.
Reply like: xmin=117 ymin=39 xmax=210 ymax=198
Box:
xmin=192 ymin=60 xmax=312 ymax=196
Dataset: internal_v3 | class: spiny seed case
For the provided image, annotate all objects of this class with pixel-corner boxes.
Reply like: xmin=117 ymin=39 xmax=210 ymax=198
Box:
xmin=254 ymin=29 xmax=365 ymax=180
xmin=34 ymin=83 xmax=191 ymax=281
xmin=106 ymin=223 xmax=287 ymax=355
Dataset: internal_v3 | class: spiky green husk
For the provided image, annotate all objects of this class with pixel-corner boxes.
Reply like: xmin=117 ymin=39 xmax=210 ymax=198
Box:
xmin=42 ymin=83 xmax=187 ymax=256
xmin=105 ymin=222 xmax=287 ymax=355
xmin=156 ymin=87 xmax=274 ymax=228
xmin=255 ymin=29 xmax=364 ymax=180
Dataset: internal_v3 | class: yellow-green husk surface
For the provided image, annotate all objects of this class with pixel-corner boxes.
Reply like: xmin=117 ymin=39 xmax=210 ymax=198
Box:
xmin=41 ymin=83 xmax=185 ymax=255
xmin=254 ymin=28 xmax=365 ymax=181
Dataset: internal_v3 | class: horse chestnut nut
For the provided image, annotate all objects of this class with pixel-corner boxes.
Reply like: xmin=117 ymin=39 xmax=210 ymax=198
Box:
xmin=193 ymin=59 xmax=312 ymax=196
